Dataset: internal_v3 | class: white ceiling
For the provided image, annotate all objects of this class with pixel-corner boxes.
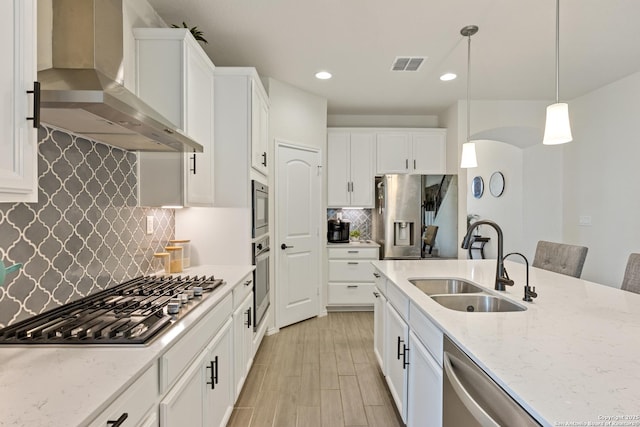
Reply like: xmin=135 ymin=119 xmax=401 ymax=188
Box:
xmin=147 ymin=0 xmax=640 ymax=116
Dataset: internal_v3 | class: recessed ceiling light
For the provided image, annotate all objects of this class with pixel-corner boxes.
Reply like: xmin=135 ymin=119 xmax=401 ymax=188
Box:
xmin=315 ymin=71 xmax=332 ymax=80
xmin=440 ymin=73 xmax=457 ymax=81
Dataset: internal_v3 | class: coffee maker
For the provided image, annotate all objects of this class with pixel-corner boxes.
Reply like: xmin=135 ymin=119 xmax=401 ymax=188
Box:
xmin=327 ymin=219 xmax=350 ymax=243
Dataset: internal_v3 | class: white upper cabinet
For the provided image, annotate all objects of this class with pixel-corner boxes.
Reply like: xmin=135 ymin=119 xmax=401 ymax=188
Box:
xmin=213 ymin=67 xmax=269 ymax=207
xmin=327 ymin=129 xmax=375 ymax=208
xmin=0 ymin=0 xmax=38 ymax=203
xmin=376 ymin=129 xmax=446 ymax=175
xmin=251 ymin=80 xmax=269 ymax=176
xmin=411 ymin=131 xmax=446 ymax=174
xmin=135 ymin=28 xmax=215 ymax=207
xmin=376 ymin=133 xmax=411 ymax=174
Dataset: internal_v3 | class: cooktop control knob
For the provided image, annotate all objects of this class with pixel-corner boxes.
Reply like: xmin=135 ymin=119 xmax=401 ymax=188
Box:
xmin=167 ymin=298 xmax=181 ymax=315
xmin=193 ymin=286 xmax=203 ymax=297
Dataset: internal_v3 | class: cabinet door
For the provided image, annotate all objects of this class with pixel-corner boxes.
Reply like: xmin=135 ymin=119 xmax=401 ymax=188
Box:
xmin=376 ymin=133 xmax=410 ymax=174
xmin=233 ymin=292 xmax=254 ymax=399
xmin=349 ymin=133 xmax=375 ymax=207
xmin=251 ymin=80 xmax=269 ymax=176
xmin=373 ymin=287 xmax=386 ymax=373
xmin=160 ymin=350 xmax=207 ymax=427
xmin=327 ymin=132 xmax=350 ymax=207
xmin=205 ymin=319 xmax=234 ymax=427
xmin=407 ymin=331 xmax=442 ymax=427
xmin=385 ymin=302 xmax=408 ymax=423
xmin=184 ymin=43 xmax=215 ymax=207
xmin=411 ymin=131 xmax=446 ymax=174
xmin=0 ymin=0 xmax=37 ymax=202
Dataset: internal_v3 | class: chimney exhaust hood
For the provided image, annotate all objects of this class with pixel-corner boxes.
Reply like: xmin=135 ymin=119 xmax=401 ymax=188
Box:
xmin=37 ymin=0 xmax=203 ymax=152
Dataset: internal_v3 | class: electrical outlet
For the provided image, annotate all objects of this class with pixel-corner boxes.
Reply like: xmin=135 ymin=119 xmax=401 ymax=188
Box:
xmin=579 ymin=215 xmax=592 ymax=226
xmin=146 ymin=216 xmax=154 ymax=234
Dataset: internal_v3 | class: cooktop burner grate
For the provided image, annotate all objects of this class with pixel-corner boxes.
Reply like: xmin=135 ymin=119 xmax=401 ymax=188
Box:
xmin=0 ymin=275 xmax=225 ymax=345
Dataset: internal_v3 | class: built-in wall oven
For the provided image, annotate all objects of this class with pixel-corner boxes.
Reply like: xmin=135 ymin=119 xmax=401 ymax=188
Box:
xmin=252 ymin=181 xmax=268 ymax=237
xmin=252 ymin=235 xmax=270 ymax=331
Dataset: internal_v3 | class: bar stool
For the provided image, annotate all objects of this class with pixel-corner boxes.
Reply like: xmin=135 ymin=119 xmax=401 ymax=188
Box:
xmin=422 ymin=225 xmax=439 ymax=256
xmin=532 ymin=240 xmax=588 ymax=278
xmin=621 ymin=253 xmax=640 ymax=294
xmin=467 ymin=236 xmax=490 ymax=259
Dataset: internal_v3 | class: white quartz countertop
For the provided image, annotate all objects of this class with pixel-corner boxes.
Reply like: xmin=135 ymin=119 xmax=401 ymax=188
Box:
xmin=372 ymin=259 xmax=640 ymax=426
xmin=0 ymin=264 xmax=254 ymax=427
xmin=326 ymin=240 xmax=380 ymax=248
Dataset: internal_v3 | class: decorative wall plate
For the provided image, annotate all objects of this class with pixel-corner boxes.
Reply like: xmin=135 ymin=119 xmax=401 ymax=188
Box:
xmin=472 ymin=176 xmax=484 ymax=199
xmin=489 ymin=171 xmax=505 ymax=197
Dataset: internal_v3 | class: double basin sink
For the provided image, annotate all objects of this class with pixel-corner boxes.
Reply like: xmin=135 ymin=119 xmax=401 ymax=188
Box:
xmin=409 ymin=278 xmax=526 ymax=312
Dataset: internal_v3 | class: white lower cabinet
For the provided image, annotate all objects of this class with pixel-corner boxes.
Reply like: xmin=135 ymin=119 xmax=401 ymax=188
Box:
xmin=233 ymin=291 xmax=255 ymax=399
xmin=159 ymin=350 xmax=207 ymax=426
xmin=88 ymin=275 xmax=263 ymax=427
xmin=205 ymin=319 xmax=234 ymax=427
xmin=327 ymin=246 xmax=378 ymax=307
xmin=373 ymin=285 xmax=386 ymax=372
xmin=138 ymin=411 xmax=158 ymax=427
xmin=88 ymin=363 xmax=158 ymax=427
xmin=407 ymin=331 xmax=442 ymax=426
xmin=384 ymin=302 xmax=409 ymax=423
xmin=160 ymin=318 xmax=233 ymax=427
xmin=374 ymin=267 xmax=444 ymax=427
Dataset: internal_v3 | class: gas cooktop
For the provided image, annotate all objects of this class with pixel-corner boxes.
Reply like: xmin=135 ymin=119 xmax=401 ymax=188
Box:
xmin=0 ymin=275 xmax=225 ymax=345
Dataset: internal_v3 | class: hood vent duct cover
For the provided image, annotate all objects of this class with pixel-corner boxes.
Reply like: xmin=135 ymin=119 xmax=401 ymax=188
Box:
xmin=37 ymin=0 xmax=203 ymax=152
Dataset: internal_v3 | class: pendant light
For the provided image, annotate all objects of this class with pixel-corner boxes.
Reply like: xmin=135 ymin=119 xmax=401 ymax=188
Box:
xmin=460 ymin=25 xmax=479 ymax=168
xmin=543 ymin=0 xmax=572 ymax=145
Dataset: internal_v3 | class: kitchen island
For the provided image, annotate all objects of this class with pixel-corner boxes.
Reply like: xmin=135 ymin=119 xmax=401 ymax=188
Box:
xmin=373 ymin=259 xmax=640 ymax=426
xmin=0 ymin=265 xmax=254 ymax=427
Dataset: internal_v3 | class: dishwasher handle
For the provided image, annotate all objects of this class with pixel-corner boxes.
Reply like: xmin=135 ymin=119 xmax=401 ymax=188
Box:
xmin=443 ymin=352 xmax=500 ymax=427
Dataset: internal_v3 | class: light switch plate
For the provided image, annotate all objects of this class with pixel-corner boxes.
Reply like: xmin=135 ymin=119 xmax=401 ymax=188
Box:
xmin=579 ymin=215 xmax=592 ymax=226
xmin=146 ymin=216 xmax=154 ymax=234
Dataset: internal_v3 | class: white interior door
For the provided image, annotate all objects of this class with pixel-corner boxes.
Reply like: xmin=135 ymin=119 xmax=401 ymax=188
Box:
xmin=276 ymin=142 xmax=321 ymax=328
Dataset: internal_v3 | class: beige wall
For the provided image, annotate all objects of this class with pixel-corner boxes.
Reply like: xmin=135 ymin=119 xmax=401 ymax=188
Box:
xmin=264 ymin=78 xmax=329 ymax=321
xmin=562 ymin=71 xmax=640 ymax=287
xmin=327 ymin=114 xmax=438 ymax=128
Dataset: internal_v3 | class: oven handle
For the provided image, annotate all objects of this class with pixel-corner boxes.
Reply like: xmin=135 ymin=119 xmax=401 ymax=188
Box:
xmin=443 ymin=352 xmax=500 ymax=427
xmin=255 ymin=250 xmax=270 ymax=262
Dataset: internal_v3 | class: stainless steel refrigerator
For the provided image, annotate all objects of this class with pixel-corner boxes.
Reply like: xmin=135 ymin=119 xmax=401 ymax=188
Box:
xmin=373 ymin=174 xmax=423 ymax=259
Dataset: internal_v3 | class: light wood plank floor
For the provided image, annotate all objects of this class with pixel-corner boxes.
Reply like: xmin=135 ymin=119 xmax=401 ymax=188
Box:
xmin=227 ymin=312 xmax=403 ymax=427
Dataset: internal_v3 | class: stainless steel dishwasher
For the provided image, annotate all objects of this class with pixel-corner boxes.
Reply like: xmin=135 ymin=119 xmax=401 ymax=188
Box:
xmin=443 ymin=336 xmax=541 ymax=426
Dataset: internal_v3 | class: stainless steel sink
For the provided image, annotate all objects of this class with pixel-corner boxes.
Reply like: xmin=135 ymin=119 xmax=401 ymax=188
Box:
xmin=430 ymin=294 xmax=526 ymax=313
xmin=409 ymin=278 xmax=485 ymax=295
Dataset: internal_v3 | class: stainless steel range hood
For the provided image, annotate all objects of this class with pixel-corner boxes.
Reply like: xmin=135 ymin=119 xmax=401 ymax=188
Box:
xmin=37 ymin=0 xmax=203 ymax=152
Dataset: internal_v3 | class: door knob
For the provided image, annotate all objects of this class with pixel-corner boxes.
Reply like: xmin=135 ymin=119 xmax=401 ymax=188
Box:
xmin=281 ymin=243 xmax=294 ymax=250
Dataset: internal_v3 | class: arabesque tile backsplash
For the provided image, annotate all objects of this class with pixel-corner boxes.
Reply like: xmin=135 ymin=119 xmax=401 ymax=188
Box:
xmin=327 ymin=208 xmax=372 ymax=239
xmin=0 ymin=126 xmax=174 ymax=327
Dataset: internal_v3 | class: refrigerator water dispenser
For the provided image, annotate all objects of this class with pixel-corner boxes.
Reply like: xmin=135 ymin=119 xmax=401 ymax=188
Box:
xmin=394 ymin=221 xmax=414 ymax=246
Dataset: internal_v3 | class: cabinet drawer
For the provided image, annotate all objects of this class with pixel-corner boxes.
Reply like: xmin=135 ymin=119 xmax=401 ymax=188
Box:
xmin=88 ymin=363 xmax=157 ymax=427
xmin=409 ymin=302 xmax=443 ymax=366
xmin=386 ymin=280 xmax=409 ymax=321
xmin=160 ymin=293 xmax=233 ymax=392
xmin=328 ymin=247 xmax=378 ymax=259
xmin=329 ymin=260 xmax=374 ymax=282
xmin=233 ymin=274 xmax=253 ymax=309
xmin=328 ymin=283 xmax=375 ymax=305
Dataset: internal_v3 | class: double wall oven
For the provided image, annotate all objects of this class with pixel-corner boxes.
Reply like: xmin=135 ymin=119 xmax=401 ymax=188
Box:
xmin=251 ymin=181 xmax=270 ymax=331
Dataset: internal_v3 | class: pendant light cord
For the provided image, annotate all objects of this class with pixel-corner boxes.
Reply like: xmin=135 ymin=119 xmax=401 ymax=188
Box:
xmin=467 ymin=35 xmax=471 ymax=142
xmin=467 ymin=33 xmax=472 ymax=142
xmin=555 ymin=0 xmax=560 ymax=103
xmin=460 ymin=26 xmax=478 ymax=141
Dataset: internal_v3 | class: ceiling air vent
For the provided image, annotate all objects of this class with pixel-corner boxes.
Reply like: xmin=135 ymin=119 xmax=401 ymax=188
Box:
xmin=391 ymin=57 xmax=426 ymax=71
